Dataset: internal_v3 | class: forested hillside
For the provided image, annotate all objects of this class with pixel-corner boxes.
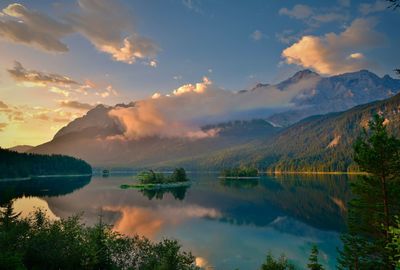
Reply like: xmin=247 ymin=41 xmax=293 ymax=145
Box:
xmin=184 ymin=93 xmax=400 ymax=172
xmin=0 ymin=148 xmax=92 ymax=179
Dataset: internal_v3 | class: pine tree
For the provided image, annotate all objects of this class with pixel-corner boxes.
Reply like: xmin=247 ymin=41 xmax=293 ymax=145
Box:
xmin=307 ymin=245 xmax=324 ymax=270
xmin=0 ymin=200 xmax=21 ymax=230
xmin=338 ymin=114 xmax=400 ymax=269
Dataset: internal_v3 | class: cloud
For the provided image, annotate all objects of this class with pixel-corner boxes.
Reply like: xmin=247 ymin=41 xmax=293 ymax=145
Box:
xmin=7 ymin=61 xmax=118 ymax=99
xmin=59 ymin=100 xmax=94 ymax=110
xmin=108 ymin=75 xmax=320 ymax=140
xmin=0 ymin=101 xmax=8 ymax=109
xmin=0 ymin=3 xmax=72 ymax=52
xmin=0 ymin=123 xmax=7 ymax=131
xmin=250 ymin=30 xmax=263 ymax=41
xmin=279 ymin=4 xmax=313 ymax=19
xmin=0 ymin=103 xmax=81 ymax=124
xmin=359 ymin=0 xmax=388 ymax=15
xmin=182 ymin=0 xmax=202 ymax=14
xmin=279 ymin=4 xmax=348 ymax=27
xmin=8 ymin=61 xmax=78 ymax=87
xmin=66 ymin=0 xmax=159 ymax=64
xmin=281 ymin=18 xmax=385 ymax=75
xmin=0 ymin=1 xmax=159 ymax=64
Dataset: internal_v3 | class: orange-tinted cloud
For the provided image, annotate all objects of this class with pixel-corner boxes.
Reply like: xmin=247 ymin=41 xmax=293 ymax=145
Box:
xmin=282 ymin=18 xmax=385 ymax=75
xmin=0 ymin=1 xmax=159 ymax=64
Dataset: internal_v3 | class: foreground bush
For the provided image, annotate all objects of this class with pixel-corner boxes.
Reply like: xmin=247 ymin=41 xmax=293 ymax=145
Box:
xmin=0 ymin=201 xmax=198 ymax=270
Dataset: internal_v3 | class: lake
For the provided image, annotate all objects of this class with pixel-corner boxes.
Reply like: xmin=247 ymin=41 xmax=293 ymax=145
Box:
xmin=0 ymin=172 xmax=353 ymax=270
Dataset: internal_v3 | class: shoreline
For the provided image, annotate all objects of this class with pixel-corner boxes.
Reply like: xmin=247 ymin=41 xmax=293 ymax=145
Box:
xmin=121 ymin=181 xmax=191 ymax=190
xmin=264 ymin=171 xmax=368 ymax=175
xmin=218 ymin=176 xmax=260 ymax=179
xmin=0 ymin=173 xmax=92 ymax=182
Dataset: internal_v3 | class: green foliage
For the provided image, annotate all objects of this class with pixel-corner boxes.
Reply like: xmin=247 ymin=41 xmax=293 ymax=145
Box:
xmin=221 ymin=166 xmax=258 ymax=177
xmin=259 ymin=252 xmax=296 ymax=270
xmin=0 ymin=148 xmax=92 ymax=179
xmin=307 ymin=245 xmax=324 ymax=270
xmin=338 ymin=114 xmax=400 ymax=269
xmin=138 ymin=168 xmax=189 ymax=184
xmin=387 ymin=216 xmax=400 ymax=268
xmin=0 ymin=201 xmax=199 ymax=270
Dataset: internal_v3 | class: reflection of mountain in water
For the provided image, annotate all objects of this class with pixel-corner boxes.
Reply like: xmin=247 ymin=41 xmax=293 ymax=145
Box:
xmin=0 ymin=176 xmax=91 ymax=205
xmin=139 ymin=186 xmax=189 ymax=201
xmin=213 ymin=174 xmax=351 ymax=231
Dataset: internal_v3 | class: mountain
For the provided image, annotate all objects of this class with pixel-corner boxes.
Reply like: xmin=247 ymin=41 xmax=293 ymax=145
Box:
xmin=8 ymin=145 xmax=34 ymax=153
xmin=192 ymin=92 xmax=400 ymax=172
xmin=30 ymin=69 xmax=400 ymax=169
xmin=267 ymin=69 xmax=400 ymax=126
xmin=32 ymin=119 xmax=280 ymax=167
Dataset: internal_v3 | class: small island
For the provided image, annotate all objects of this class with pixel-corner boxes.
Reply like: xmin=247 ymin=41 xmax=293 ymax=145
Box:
xmin=120 ymin=168 xmax=190 ymax=190
xmin=219 ymin=166 xmax=260 ymax=179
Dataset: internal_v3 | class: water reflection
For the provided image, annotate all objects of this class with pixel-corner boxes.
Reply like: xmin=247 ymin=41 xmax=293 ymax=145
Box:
xmin=0 ymin=176 xmax=91 ymax=205
xmin=0 ymin=173 xmax=352 ymax=270
xmin=139 ymin=186 xmax=189 ymax=200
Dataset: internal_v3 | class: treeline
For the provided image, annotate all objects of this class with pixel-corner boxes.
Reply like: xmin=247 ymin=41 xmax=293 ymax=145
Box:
xmin=220 ymin=166 xmax=258 ymax=177
xmin=0 ymin=203 xmax=198 ymax=269
xmin=0 ymin=148 xmax=92 ymax=179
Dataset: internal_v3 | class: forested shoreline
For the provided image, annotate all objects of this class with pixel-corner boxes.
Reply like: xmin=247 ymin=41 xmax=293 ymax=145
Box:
xmin=0 ymin=148 xmax=92 ymax=179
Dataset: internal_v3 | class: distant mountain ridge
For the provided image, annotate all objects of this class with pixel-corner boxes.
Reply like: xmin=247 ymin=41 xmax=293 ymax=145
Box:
xmin=188 ymin=92 xmax=400 ymax=172
xmin=30 ymin=69 xmax=400 ymax=169
xmin=8 ymin=145 xmax=34 ymax=153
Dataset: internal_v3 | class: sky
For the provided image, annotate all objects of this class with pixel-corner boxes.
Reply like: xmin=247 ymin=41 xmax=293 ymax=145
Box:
xmin=0 ymin=0 xmax=399 ymax=147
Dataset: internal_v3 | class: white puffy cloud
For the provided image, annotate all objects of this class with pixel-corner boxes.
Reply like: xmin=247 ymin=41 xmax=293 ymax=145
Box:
xmin=0 ymin=1 xmax=159 ymax=64
xmin=282 ymin=18 xmax=385 ymax=75
xmin=108 ymin=75 xmax=320 ymax=140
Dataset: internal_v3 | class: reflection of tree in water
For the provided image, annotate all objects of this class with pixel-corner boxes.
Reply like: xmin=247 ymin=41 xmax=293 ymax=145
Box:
xmin=219 ymin=178 xmax=259 ymax=189
xmin=0 ymin=176 xmax=91 ymax=205
xmin=139 ymin=186 xmax=188 ymax=201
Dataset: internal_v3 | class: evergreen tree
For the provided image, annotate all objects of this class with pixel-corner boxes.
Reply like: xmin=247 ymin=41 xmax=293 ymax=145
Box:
xmin=307 ymin=245 xmax=324 ymax=270
xmin=387 ymin=217 xmax=400 ymax=268
xmin=260 ymin=252 xmax=295 ymax=270
xmin=0 ymin=200 xmax=21 ymax=230
xmin=338 ymin=114 xmax=400 ymax=269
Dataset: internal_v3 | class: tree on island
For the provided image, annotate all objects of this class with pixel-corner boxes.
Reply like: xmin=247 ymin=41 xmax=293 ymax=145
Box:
xmin=307 ymin=245 xmax=324 ymax=270
xmin=338 ymin=114 xmax=400 ymax=269
xmin=138 ymin=168 xmax=189 ymax=184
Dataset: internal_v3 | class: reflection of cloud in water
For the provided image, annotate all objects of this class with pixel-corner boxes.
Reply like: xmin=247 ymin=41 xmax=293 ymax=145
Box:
xmin=13 ymin=196 xmax=59 ymax=220
xmin=103 ymin=205 xmax=221 ymax=238
xmin=195 ymin=257 xmax=209 ymax=268
xmin=103 ymin=206 xmax=164 ymax=238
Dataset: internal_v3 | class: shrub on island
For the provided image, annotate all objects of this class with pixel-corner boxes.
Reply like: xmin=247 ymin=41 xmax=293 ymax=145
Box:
xmin=138 ymin=168 xmax=189 ymax=184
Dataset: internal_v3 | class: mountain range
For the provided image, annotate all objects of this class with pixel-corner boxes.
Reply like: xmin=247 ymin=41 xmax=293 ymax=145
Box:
xmin=30 ymin=69 xmax=400 ymax=171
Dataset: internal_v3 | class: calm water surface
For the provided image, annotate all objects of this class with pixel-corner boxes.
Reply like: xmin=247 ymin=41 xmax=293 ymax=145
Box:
xmin=0 ymin=173 xmax=353 ymax=270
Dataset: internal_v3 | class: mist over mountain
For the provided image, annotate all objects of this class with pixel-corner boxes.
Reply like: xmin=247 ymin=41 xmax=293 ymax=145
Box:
xmin=31 ymin=69 xmax=400 ymax=168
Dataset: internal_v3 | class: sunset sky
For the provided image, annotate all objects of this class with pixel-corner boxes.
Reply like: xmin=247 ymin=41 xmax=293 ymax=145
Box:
xmin=0 ymin=0 xmax=399 ymax=148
